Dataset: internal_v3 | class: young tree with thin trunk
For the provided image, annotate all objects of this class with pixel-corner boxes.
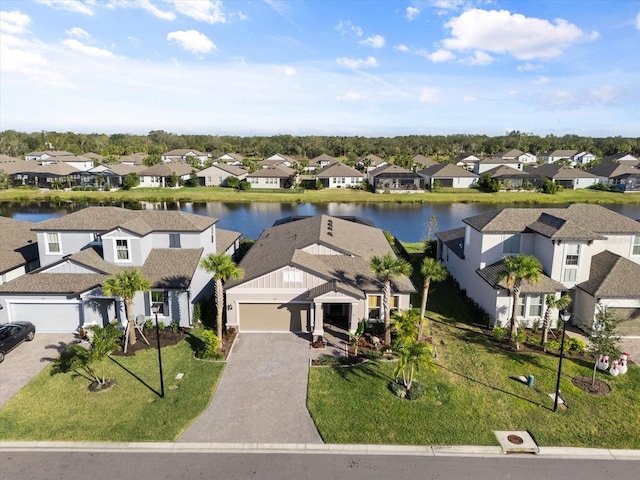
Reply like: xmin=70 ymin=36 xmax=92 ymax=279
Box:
xmin=200 ymin=253 xmax=244 ymax=348
xmin=541 ymin=294 xmax=572 ymax=349
xmin=102 ymin=269 xmax=151 ymax=346
xmin=588 ymin=304 xmax=622 ymax=385
xmin=370 ymin=252 xmax=412 ymax=346
xmin=496 ymin=255 xmax=542 ymax=350
xmin=418 ymin=258 xmax=447 ymax=340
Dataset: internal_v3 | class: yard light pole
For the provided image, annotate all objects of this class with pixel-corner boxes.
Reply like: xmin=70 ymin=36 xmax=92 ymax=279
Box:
xmin=151 ymin=304 xmax=165 ymax=398
xmin=553 ymin=308 xmax=571 ymax=412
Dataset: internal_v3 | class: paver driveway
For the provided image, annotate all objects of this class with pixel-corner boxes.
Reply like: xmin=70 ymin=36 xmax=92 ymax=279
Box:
xmin=0 ymin=333 xmax=74 ymax=409
xmin=178 ymin=333 xmax=323 ymax=443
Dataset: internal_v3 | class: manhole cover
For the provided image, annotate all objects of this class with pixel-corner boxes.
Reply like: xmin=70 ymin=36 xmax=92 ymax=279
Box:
xmin=507 ymin=435 xmax=524 ymax=445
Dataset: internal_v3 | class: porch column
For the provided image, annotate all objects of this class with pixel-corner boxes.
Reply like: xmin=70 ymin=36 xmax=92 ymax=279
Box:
xmin=312 ymin=302 xmax=324 ymax=340
xmin=348 ymin=303 xmax=359 ymax=333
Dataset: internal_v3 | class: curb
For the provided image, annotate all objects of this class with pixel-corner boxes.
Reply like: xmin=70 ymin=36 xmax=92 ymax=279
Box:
xmin=1 ymin=442 xmax=639 ymax=459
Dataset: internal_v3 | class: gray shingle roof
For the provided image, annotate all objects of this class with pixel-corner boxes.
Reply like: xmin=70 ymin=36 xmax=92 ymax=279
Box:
xmin=463 ymin=204 xmax=640 ymax=236
xmin=527 ymin=164 xmax=597 ymax=179
xmin=141 ymin=248 xmax=203 ymax=289
xmin=139 ymin=161 xmax=195 ymax=176
xmin=476 ymin=261 xmax=565 ymax=293
xmin=0 ymin=273 xmax=107 ymax=294
xmin=577 ymin=251 xmax=640 ymax=298
xmin=216 ymin=228 xmax=242 ymax=254
xmin=315 ymin=162 xmax=365 ymax=178
xmin=63 ymin=248 xmax=122 ymax=275
xmin=226 ymin=215 xmax=415 ymax=294
xmin=412 ymin=154 xmax=437 ymax=167
xmin=435 ymin=227 xmax=466 ymax=259
xmin=32 ymin=206 xmax=217 ymax=234
xmin=0 ymin=217 xmax=38 ymax=274
xmin=482 ymin=165 xmax=532 ymax=179
xmin=418 ymin=163 xmax=478 ymax=178
xmin=248 ymin=165 xmax=295 ymax=178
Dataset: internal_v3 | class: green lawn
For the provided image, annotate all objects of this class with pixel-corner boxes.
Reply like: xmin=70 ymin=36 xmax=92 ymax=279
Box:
xmin=1 ymin=186 xmax=639 ymax=205
xmin=0 ymin=334 xmax=224 ymax=441
xmin=307 ymin=244 xmax=640 ymax=449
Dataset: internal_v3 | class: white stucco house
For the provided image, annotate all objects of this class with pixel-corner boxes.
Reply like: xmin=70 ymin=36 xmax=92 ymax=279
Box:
xmin=435 ymin=204 xmax=640 ymax=336
xmin=314 ymin=162 xmax=366 ymax=188
xmin=0 ymin=207 xmax=241 ymax=333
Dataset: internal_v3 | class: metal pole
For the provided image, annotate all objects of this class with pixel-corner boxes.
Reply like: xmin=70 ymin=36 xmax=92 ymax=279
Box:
xmin=553 ymin=319 xmax=567 ymax=412
xmin=155 ymin=312 xmax=165 ymax=398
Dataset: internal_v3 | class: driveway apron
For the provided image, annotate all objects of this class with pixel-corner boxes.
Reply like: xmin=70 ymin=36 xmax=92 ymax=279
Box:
xmin=178 ymin=333 xmax=323 ymax=443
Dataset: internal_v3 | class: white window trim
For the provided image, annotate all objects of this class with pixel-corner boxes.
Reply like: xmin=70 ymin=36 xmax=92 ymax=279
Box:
xmin=632 ymin=235 xmax=640 ymax=256
xmin=151 ymin=290 xmax=169 ymax=316
xmin=283 ymin=271 xmax=302 ymax=283
xmin=113 ymin=238 xmax=132 ymax=263
xmin=45 ymin=232 xmax=61 ymax=255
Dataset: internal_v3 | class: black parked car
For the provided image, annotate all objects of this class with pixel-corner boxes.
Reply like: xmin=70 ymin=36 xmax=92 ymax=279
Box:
xmin=0 ymin=321 xmax=36 ymax=363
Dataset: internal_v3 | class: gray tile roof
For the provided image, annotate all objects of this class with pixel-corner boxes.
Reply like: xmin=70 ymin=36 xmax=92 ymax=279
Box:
xmin=0 ymin=273 xmax=107 ymax=294
xmin=476 ymin=261 xmax=565 ymax=293
xmin=577 ymin=251 xmax=640 ymax=298
xmin=0 ymin=217 xmax=38 ymax=274
xmin=418 ymin=163 xmax=478 ymax=178
xmin=32 ymin=206 xmax=217 ymax=235
xmin=226 ymin=215 xmax=415 ymax=294
xmin=141 ymin=248 xmax=203 ymax=289
xmin=435 ymin=227 xmax=466 ymax=259
xmin=463 ymin=204 xmax=640 ymax=236
xmin=315 ymin=162 xmax=365 ymax=178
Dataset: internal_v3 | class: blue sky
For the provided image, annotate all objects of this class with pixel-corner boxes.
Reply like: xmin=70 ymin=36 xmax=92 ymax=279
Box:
xmin=1 ymin=0 xmax=639 ymax=137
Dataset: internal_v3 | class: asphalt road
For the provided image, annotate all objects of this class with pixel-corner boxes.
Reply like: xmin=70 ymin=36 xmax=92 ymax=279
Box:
xmin=1 ymin=450 xmax=638 ymax=480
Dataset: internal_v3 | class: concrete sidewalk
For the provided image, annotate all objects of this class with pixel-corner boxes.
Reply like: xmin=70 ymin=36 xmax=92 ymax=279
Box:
xmin=178 ymin=333 xmax=323 ymax=444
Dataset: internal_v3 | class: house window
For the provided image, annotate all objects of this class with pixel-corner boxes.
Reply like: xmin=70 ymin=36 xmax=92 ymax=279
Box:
xmin=633 ymin=235 xmax=640 ymax=255
xmin=169 ymin=233 xmax=181 ymax=248
xmin=115 ymin=239 xmax=130 ymax=261
xmin=563 ymin=269 xmax=577 ymax=283
xmin=502 ymin=234 xmax=521 ymax=255
xmin=528 ymin=295 xmax=543 ymax=317
xmin=517 ymin=296 xmax=525 ymax=317
xmin=211 ymin=226 xmax=215 ymax=244
xmin=368 ymin=296 xmax=381 ymax=319
xmin=283 ymin=271 xmax=302 ymax=283
xmin=565 ymin=244 xmax=580 ymax=265
xmin=46 ymin=232 xmax=61 ymax=254
xmin=151 ymin=291 xmax=168 ymax=315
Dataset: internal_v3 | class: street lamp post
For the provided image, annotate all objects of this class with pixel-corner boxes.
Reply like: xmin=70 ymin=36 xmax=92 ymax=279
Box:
xmin=151 ymin=304 xmax=165 ymax=398
xmin=553 ymin=308 xmax=571 ymax=412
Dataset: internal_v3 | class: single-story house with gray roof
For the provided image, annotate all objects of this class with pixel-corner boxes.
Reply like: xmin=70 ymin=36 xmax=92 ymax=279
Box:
xmin=314 ymin=162 xmax=365 ymax=188
xmin=417 ymin=163 xmax=478 ymax=189
xmin=197 ymin=163 xmax=247 ymax=186
xmin=225 ymin=215 xmax=415 ymax=338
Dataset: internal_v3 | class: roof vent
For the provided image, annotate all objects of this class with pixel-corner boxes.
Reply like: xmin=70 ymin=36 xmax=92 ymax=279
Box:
xmin=327 ymin=231 xmax=333 ymax=236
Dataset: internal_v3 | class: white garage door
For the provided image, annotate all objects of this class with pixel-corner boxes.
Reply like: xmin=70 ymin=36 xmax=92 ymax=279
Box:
xmin=239 ymin=303 xmax=310 ymax=332
xmin=8 ymin=302 xmax=81 ymax=333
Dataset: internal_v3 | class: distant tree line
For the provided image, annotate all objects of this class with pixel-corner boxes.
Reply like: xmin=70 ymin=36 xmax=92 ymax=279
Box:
xmin=1 ymin=129 xmax=638 ymax=161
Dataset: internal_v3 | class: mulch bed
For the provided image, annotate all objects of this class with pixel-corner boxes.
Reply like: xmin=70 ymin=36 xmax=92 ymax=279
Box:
xmin=572 ymin=375 xmax=611 ymax=395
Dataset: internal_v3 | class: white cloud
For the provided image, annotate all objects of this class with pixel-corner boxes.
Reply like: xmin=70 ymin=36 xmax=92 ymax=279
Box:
xmin=419 ymin=87 xmax=441 ymax=103
xmin=66 ymin=27 xmax=89 ymax=39
xmin=359 ymin=35 xmax=385 ymax=49
xmin=336 ymin=56 xmax=378 ymax=69
xmin=468 ymin=50 xmax=493 ymax=66
xmin=533 ymin=76 xmax=550 ymax=85
xmin=590 ymin=85 xmax=625 ymax=103
xmin=406 ymin=6 xmax=420 ymax=21
xmin=431 ymin=0 xmax=465 ymax=9
xmin=138 ymin=0 xmax=176 ymax=21
xmin=0 ymin=34 xmax=49 ymax=75
xmin=517 ymin=63 xmax=542 ymax=72
xmin=336 ymin=20 xmax=362 ymax=37
xmin=395 ymin=44 xmax=410 ymax=52
xmin=167 ymin=30 xmax=217 ymax=55
xmin=0 ymin=10 xmax=31 ymax=34
xmin=275 ymin=65 xmax=296 ymax=76
xmin=62 ymin=39 xmax=117 ymax=58
xmin=463 ymin=95 xmax=476 ymax=102
xmin=424 ymin=49 xmax=456 ymax=62
xmin=337 ymin=92 xmax=364 ymax=102
xmin=35 ymin=0 xmax=94 ymax=16
xmin=443 ymin=9 xmax=594 ymax=60
xmin=170 ymin=0 xmax=225 ymax=24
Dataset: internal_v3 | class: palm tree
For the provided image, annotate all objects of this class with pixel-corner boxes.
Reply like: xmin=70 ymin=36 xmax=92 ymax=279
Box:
xmin=393 ymin=338 xmax=436 ymax=392
xmin=418 ymin=258 xmax=447 ymax=340
xmin=370 ymin=252 xmax=412 ymax=346
xmin=102 ymin=269 xmax=151 ymax=347
xmin=496 ymin=255 xmax=542 ymax=350
xmin=541 ymin=294 xmax=572 ymax=349
xmin=200 ymin=253 xmax=244 ymax=346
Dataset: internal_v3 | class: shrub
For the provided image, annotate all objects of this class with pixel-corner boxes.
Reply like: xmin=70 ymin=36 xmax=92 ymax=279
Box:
xmin=514 ymin=328 xmax=527 ymax=345
xmin=237 ymin=180 xmax=251 ymax=190
xmin=122 ymin=173 xmax=140 ymax=190
xmin=144 ymin=319 xmax=153 ymax=330
xmin=200 ymin=329 xmax=221 ymax=359
xmin=225 ymin=176 xmax=239 ymax=188
xmin=158 ymin=321 xmax=166 ymax=331
xmin=492 ymin=326 xmax=508 ymax=341
xmin=546 ymin=340 xmax=561 ymax=352
xmin=567 ymin=337 xmax=586 ymax=354
xmin=192 ymin=302 xmax=202 ymax=324
xmin=541 ymin=179 xmax=558 ymax=194
xmin=531 ymin=319 xmax=541 ymax=333
xmin=405 ymin=381 xmax=427 ymax=400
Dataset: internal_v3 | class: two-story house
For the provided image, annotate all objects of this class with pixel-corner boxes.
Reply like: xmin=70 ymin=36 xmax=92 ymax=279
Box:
xmin=0 ymin=218 xmax=40 ymax=285
xmin=435 ymin=204 xmax=640 ymax=336
xmin=0 ymin=207 xmax=241 ymax=333
xmin=225 ymin=215 xmax=415 ymax=339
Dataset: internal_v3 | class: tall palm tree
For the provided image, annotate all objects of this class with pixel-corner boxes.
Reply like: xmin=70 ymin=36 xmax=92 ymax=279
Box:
xmin=102 ymin=269 xmax=151 ymax=346
xmin=370 ymin=252 xmax=412 ymax=346
xmin=418 ymin=258 xmax=448 ymax=340
xmin=541 ymin=294 xmax=572 ymax=349
xmin=200 ymin=253 xmax=244 ymax=346
xmin=496 ymin=255 xmax=542 ymax=350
